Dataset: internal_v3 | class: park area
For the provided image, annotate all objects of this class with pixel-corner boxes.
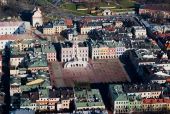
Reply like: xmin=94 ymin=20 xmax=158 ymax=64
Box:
xmin=60 ymin=0 xmax=135 ymax=16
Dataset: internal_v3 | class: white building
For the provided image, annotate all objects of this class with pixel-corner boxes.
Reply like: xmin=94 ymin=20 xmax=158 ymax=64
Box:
xmin=80 ymin=22 xmax=102 ymax=34
xmin=61 ymin=41 xmax=89 ymax=62
xmin=132 ymin=26 xmax=147 ymax=38
xmin=32 ymin=7 xmax=43 ymax=27
xmin=103 ymin=9 xmax=112 ymax=16
xmin=0 ymin=21 xmax=30 ymax=35
xmin=10 ymin=54 xmax=25 ymax=67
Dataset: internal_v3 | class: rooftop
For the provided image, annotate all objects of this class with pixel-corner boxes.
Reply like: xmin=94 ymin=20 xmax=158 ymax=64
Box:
xmin=75 ymin=89 xmax=105 ymax=108
xmin=143 ymin=98 xmax=170 ymax=104
xmin=50 ymin=59 xmax=130 ymax=87
xmin=122 ymin=83 xmax=162 ymax=93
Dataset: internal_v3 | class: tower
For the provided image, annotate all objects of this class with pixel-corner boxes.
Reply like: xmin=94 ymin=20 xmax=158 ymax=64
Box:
xmin=32 ymin=7 xmax=43 ymax=27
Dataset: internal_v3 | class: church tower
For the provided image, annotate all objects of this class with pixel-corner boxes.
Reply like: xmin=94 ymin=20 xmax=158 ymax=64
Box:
xmin=32 ymin=7 xmax=43 ymax=27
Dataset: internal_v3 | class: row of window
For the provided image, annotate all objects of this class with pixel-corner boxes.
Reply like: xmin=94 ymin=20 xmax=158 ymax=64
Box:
xmin=63 ymin=50 xmax=88 ymax=53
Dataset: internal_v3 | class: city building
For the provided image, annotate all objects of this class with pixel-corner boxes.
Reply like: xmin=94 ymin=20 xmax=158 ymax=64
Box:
xmin=32 ymin=7 xmax=43 ymax=27
xmin=139 ymin=4 xmax=170 ymax=19
xmin=103 ymin=9 xmax=112 ymax=16
xmin=80 ymin=22 xmax=102 ymax=34
xmin=0 ymin=21 xmax=31 ymax=35
xmin=74 ymin=88 xmax=105 ymax=110
xmin=61 ymin=41 xmax=88 ymax=62
xmin=42 ymin=19 xmax=68 ymax=35
xmin=132 ymin=26 xmax=147 ymax=38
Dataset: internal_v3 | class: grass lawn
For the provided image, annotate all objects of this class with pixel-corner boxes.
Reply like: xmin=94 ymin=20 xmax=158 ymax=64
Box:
xmin=116 ymin=0 xmax=135 ymax=8
xmin=61 ymin=3 xmax=77 ymax=11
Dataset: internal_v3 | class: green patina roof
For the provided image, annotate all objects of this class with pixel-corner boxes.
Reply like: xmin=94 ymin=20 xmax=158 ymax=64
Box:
xmin=29 ymin=59 xmax=48 ymax=67
xmin=39 ymin=88 xmax=49 ymax=98
xmin=75 ymin=89 xmax=104 ymax=108
xmin=41 ymin=45 xmax=56 ymax=53
xmin=20 ymin=99 xmax=32 ymax=107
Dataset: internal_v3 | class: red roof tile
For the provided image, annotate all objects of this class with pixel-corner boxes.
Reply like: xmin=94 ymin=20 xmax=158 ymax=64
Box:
xmin=65 ymin=19 xmax=73 ymax=27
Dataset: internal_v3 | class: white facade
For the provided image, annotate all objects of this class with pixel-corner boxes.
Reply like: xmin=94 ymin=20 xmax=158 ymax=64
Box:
xmin=0 ymin=21 xmax=30 ymax=35
xmin=61 ymin=42 xmax=89 ymax=62
xmin=115 ymin=46 xmax=126 ymax=57
xmin=68 ymin=33 xmax=78 ymax=41
xmin=32 ymin=7 xmax=43 ymax=27
xmin=80 ymin=26 xmax=102 ymax=34
xmin=133 ymin=26 xmax=147 ymax=38
xmin=103 ymin=9 xmax=112 ymax=16
xmin=10 ymin=56 xmax=24 ymax=66
xmin=127 ymin=91 xmax=161 ymax=99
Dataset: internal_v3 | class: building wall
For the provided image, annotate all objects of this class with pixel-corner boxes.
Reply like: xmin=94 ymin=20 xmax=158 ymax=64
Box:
xmin=54 ymin=25 xmax=67 ymax=33
xmin=115 ymin=47 xmax=126 ymax=57
xmin=127 ymin=91 xmax=161 ymax=99
xmin=10 ymin=69 xmax=19 ymax=75
xmin=43 ymin=28 xmax=55 ymax=35
xmin=61 ymin=45 xmax=89 ymax=62
xmin=133 ymin=26 xmax=147 ymax=38
xmin=47 ymin=52 xmax=57 ymax=61
xmin=80 ymin=26 xmax=102 ymax=34
xmin=114 ymin=100 xmax=142 ymax=113
xmin=0 ymin=22 xmax=29 ymax=35
xmin=61 ymin=99 xmax=70 ymax=109
xmin=10 ymin=57 xmax=24 ymax=66
xmin=32 ymin=8 xmax=43 ymax=27
xmin=10 ymin=86 xmax=21 ymax=96
xmin=91 ymin=47 xmax=116 ymax=60
xmin=28 ymin=67 xmax=49 ymax=72
xmin=12 ymin=42 xmax=34 ymax=51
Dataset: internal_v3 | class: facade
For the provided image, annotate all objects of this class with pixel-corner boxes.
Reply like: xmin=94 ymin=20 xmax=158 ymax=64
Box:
xmin=139 ymin=6 xmax=170 ymax=19
xmin=74 ymin=89 xmax=105 ymax=110
xmin=32 ymin=7 xmax=43 ymax=27
xmin=0 ymin=21 xmax=30 ymax=35
xmin=132 ymin=26 xmax=147 ymax=38
xmin=103 ymin=9 xmax=112 ymax=16
xmin=110 ymin=84 xmax=165 ymax=114
xmin=11 ymin=40 xmax=34 ymax=51
xmin=10 ymin=54 xmax=25 ymax=67
xmin=89 ymin=41 xmax=126 ymax=60
xmin=42 ymin=20 xmax=67 ymax=35
xmin=80 ymin=22 xmax=102 ymax=34
xmin=61 ymin=41 xmax=88 ymax=62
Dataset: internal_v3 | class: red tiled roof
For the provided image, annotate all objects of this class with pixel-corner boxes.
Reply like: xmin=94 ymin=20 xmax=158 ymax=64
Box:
xmin=51 ymin=59 xmax=130 ymax=87
xmin=65 ymin=19 xmax=73 ymax=27
xmin=143 ymin=99 xmax=170 ymax=104
xmin=141 ymin=5 xmax=170 ymax=12
xmin=0 ymin=34 xmax=33 ymax=40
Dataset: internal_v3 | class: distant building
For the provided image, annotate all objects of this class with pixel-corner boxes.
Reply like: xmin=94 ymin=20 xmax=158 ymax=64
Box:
xmin=10 ymin=54 xmax=25 ymax=67
xmin=80 ymin=22 xmax=102 ymax=34
xmin=61 ymin=41 xmax=88 ymax=62
xmin=110 ymin=84 xmax=164 ymax=114
xmin=139 ymin=4 xmax=170 ymax=19
xmin=32 ymin=7 xmax=43 ymax=27
xmin=103 ymin=9 xmax=112 ymax=16
xmin=132 ymin=26 xmax=147 ymax=38
xmin=74 ymin=89 xmax=105 ymax=110
xmin=0 ymin=21 xmax=30 ymax=35
xmin=42 ymin=19 xmax=68 ymax=35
